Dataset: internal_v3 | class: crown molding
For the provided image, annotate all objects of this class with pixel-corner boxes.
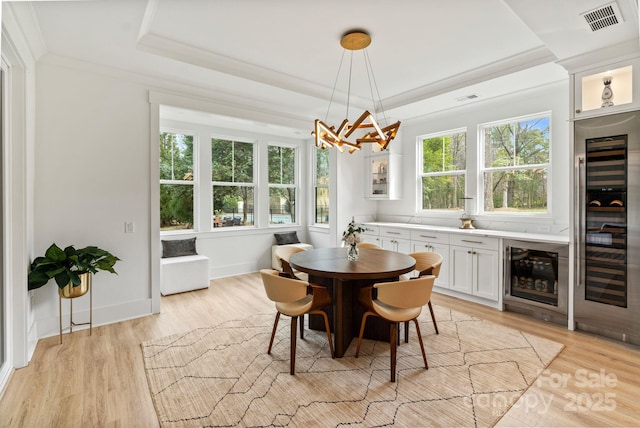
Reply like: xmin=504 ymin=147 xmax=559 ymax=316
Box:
xmin=3 ymin=2 xmax=47 ymax=63
xmin=556 ymin=39 xmax=640 ymax=73
xmin=136 ymin=31 xmax=372 ymax=110
xmin=383 ymin=46 xmax=557 ymax=111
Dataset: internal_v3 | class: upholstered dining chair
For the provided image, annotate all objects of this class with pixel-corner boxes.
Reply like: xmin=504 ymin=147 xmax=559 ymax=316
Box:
xmin=260 ymin=269 xmax=334 ymax=375
xmin=274 ymin=245 xmax=309 ymax=282
xmin=355 ymin=275 xmax=435 ymax=382
xmin=356 ymin=242 xmax=381 ymax=249
xmin=401 ymin=252 xmax=443 ymax=335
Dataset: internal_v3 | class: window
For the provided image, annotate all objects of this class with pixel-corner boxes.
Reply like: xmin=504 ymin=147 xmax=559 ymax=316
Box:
xmin=160 ymin=132 xmax=195 ymax=231
xmin=268 ymin=144 xmax=297 ymax=224
xmin=211 ymin=138 xmax=255 ymax=227
xmin=418 ymin=130 xmax=466 ymax=210
xmin=480 ymin=114 xmax=550 ymax=214
xmin=314 ymin=148 xmax=329 ymax=224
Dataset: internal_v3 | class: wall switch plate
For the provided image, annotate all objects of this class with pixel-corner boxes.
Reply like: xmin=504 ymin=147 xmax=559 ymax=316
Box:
xmin=125 ymin=221 xmax=135 ymax=233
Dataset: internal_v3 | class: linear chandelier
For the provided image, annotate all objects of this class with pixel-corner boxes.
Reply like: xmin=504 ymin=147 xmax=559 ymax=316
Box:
xmin=312 ymin=30 xmax=401 ymax=154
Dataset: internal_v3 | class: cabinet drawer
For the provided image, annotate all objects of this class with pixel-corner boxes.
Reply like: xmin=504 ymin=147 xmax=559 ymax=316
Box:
xmin=450 ymin=234 xmax=499 ymax=251
xmin=410 ymin=230 xmax=450 ymax=244
xmin=379 ymin=227 xmax=411 ymax=240
xmin=362 ymin=224 xmax=379 ymax=235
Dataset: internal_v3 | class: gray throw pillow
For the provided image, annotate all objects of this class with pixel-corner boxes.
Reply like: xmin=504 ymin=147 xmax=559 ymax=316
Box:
xmin=162 ymin=237 xmax=198 ymax=258
xmin=274 ymin=231 xmax=300 ymax=245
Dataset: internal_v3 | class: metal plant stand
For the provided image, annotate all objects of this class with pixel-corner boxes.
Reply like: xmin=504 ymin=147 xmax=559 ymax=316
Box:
xmin=58 ymin=273 xmax=93 ymax=344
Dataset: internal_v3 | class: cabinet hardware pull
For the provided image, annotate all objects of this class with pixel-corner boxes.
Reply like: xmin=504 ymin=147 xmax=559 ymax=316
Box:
xmin=467 ymin=251 xmax=472 ymax=254
xmin=420 ymin=235 xmax=437 ymax=239
xmin=386 ymin=231 xmax=401 ymax=235
xmin=462 ymin=239 xmax=483 ymax=244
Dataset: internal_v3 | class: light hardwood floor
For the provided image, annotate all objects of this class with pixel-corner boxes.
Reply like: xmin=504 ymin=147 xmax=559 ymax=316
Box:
xmin=1 ymin=272 xmax=638 ymax=427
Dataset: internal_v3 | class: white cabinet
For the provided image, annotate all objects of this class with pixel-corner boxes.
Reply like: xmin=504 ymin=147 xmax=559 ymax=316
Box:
xmin=379 ymin=227 xmax=411 ymax=253
xmin=573 ymin=57 xmax=640 ymax=119
xmin=361 ymin=224 xmax=381 ymax=247
xmin=365 ymin=153 xmax=402 ymax=200
xmin=410 ymin=230 xmax=450 ymax=288
xmin=449 ymin=235 xmax=499 ymax=301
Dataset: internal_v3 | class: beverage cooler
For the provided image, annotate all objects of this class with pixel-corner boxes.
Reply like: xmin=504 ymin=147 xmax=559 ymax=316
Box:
xmin=575 ymin=110 xmax=640 ymax=345
xmin=504 ymin=240 xmax=568 ymax=322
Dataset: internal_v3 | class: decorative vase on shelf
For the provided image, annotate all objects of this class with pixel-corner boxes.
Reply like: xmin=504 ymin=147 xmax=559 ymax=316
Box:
xmin=347 ymin=243 xmax=359 ymax=261
xmin=601 ymin=76 xmax=614 ymax=107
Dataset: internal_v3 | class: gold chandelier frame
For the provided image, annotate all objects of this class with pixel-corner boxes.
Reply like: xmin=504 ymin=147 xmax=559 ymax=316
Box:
xmin=312 ymin=30 xmax=401 ymax=154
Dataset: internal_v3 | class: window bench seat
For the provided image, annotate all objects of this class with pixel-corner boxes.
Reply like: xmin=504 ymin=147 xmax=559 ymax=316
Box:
xmin=161 ymin=254 xmax=210 ymax=295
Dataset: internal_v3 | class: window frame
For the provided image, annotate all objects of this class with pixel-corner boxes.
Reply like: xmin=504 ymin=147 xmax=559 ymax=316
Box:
xmin=211 ymin=135 xmax=257 ymax=228
xmin=267 ymin=142 xmax=299 ymax=226
xmin=478 ymin=112 xmax=551 ymax=216
xmin=416 ymin=127 xmax=467 ymax=213
xmin=313 ymin=146 xmax=330 ymax=225
xmin=159 ymin=128 xmax=198 ymax=233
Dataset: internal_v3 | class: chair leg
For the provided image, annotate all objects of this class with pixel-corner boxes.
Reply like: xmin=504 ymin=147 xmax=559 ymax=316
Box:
xmin=355 ymin=311 xmax=375 ymax=358
xmin=390 ymin=321 xmax=398 ymax=382
xmin=268 ymin=312 xmax=281 ymax=354
xmin=412 ymin=318 xmax=428 ymax=369
xmin=428 ymin=300 xmax=439 ymax=334
xmin=300 ymin=314 xmax=305 ymax=339
xmin=318 ymin=311 xmax=334 ymax=358
xmin=290 ymin=316 xmax=298 ymax=375
xmin=404 ymin=321 xmax=409 ymax=343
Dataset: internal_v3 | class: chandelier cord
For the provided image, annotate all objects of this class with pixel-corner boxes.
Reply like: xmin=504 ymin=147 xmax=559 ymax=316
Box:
xmin=324 ymin=49 xmax=347 ymax=122
xmin=364 ymin=49 xmax=390 ymax=126
xmin=346 ymin=49 xmax=353 ymax=121
xmin=363 ymin=49 xmax=377 ymax=119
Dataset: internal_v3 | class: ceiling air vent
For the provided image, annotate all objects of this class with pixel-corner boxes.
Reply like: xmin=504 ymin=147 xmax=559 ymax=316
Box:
xmin=580 ymin=2 xmax=624 ymax=32
xmin=456 ymin=94 xmax=479 ymax=102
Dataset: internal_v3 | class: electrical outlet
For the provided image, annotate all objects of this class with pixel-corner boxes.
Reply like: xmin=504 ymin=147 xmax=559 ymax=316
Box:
xmin=537 ymin=225 xmax=551 ymax=232
xmin=125 ymin=221 xmax=135 ymax=233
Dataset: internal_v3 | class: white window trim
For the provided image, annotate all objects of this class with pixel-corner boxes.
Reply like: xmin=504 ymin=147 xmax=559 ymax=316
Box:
xmin=159 ymin=128 xmax=199 ymax=233
xmin=313 ymin=146 xmax=330 ymax=226
xmin=210 ymin=135 xmax=257 ymax=229
xmin=416 ymin=127 xmax=467 ymax=214
xmin=478 ymin=112 xmax=551 ymax=216
xmin=267 ymin=142 xmax=299 ymax=227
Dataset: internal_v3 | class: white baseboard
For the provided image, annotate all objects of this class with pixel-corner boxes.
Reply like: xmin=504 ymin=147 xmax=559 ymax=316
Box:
xmin=211 ymin=261 xmax=261 ymax=279
xmin=0 ymin=363 xmax=14 ymax=401
xmin=36 ymin=298 xmax=153 ymax=339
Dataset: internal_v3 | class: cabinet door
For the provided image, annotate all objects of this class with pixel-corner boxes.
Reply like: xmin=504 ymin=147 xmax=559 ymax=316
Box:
xmin=431 ymin=242 xmax=450 ymax=289
xmin=473 ymin=248 xmax=498 ymax=300
xmin=573 ymin=59 xmax=639 ymax=119
xmin=361 ymin=234 xmax=381 ymax=246
xmin=449 ymin=245 xmax=473 ymax=294
xmin=380 ymin=237 xmax=410 ymax=254
xmin=410 ymin=241 xmax=450 ymax=289
xmin=365 ymin=153 xmax=401 ymax=199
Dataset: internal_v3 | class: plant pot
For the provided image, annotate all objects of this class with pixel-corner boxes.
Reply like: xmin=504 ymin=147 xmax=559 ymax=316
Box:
xmin=58 ymin=272 xmax=92 ymax=298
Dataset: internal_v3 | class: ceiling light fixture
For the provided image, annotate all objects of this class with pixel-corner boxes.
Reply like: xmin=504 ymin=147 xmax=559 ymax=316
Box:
xmin=312 ymin=30 xmax=401 ymax=153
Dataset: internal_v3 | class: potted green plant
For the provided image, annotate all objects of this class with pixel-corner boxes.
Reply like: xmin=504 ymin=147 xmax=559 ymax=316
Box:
xmin=28 ymin=243 xmax=120 ymax=297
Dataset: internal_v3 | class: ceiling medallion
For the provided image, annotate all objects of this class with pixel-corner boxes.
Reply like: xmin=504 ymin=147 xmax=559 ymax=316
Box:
xmin=312 ymin=30 xmax=401 ymax=153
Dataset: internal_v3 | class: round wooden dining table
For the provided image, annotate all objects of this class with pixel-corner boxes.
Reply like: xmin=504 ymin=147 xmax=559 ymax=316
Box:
xmin=289 ymin=247 xmax=415 ymax=357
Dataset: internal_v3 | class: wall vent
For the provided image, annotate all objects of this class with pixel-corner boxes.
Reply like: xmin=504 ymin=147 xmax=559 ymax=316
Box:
xmin=580 ymin=2 xmax=624 ymax=32
xmin=456 ymin=94 xmax=479 ymax=102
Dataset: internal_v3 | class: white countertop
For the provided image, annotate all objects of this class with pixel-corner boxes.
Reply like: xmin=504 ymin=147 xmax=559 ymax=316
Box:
xmin=365 ymin=222 xmax=570 ymax=245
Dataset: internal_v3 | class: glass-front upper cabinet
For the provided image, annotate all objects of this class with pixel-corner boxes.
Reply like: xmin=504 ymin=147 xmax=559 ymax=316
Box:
xmin=366 ymin=153 xmax=401 ymax=199
xmin=573 ymin=57 xmax=640 ymax=119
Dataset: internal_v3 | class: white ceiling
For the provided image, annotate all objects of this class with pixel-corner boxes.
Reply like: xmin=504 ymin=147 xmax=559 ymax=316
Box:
xmin=7 ymin=0 xmax=640 ymax=137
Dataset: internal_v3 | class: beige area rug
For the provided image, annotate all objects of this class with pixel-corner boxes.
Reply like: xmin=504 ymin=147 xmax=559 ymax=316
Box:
xmin=141 ymin=306 xmax=563 ymax=427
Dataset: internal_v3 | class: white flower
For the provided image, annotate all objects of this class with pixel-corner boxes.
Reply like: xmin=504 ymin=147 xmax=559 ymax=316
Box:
xmin=342 ymin=217 xmax=365 ymax=245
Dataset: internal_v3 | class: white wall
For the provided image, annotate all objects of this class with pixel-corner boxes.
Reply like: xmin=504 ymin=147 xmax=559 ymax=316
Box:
xmin=32 ymin=63 xmax=153 ymax=338
xmin=377 ymin=80 xmax=571 ymax=235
